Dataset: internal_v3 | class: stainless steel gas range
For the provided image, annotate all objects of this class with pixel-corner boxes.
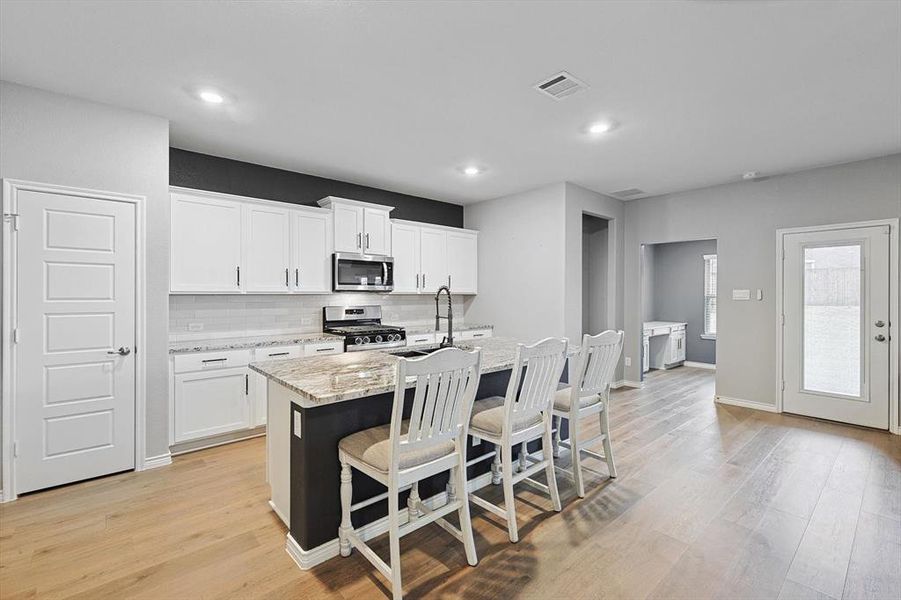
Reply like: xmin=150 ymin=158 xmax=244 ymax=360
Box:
xmin=322 ymin=305 xmax=406 ymax=352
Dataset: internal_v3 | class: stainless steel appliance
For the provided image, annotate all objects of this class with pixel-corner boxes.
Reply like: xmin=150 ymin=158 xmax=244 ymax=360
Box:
xmin=323 ymin=305 xmax=406 ymax=351
xmin=333 ymin=253 xmax=394 ymax=292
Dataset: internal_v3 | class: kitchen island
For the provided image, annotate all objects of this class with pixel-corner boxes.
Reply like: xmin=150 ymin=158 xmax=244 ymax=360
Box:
xmin=250 ymin=336 xmax=574 ymax=569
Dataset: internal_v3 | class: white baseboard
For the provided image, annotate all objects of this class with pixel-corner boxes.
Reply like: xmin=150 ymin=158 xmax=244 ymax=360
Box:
xmin=141 ymin=453 xmax=172 ymax=470
xmin=684 ymin=361 xmax=716 ymax=370
xmin=715 ymin=395 xmax=780 ymax=413
xmin=285 ymin=471 xmax=495 ymax=570
xmin=612 ymin=380 xmax=643 ymax=389
xmin=269 ymin=500 xmax=289 ymax=527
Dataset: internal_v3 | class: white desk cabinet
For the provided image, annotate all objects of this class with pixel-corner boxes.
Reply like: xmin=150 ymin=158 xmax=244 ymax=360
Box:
xmin=643 ymin=321 xmax=687 ymax=371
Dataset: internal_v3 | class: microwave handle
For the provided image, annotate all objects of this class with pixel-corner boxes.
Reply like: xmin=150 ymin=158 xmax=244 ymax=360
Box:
xmin=382 ymin=261 xmax=388 ymax=285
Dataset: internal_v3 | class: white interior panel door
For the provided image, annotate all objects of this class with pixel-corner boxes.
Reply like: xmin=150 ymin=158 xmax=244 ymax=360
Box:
xmin=243 ymin=204 xmax=291 ymax=292
xmin=782 ymin=225 xmax=890 ymax=429
xmin=15 ymin=189 xmax=136 ymax=494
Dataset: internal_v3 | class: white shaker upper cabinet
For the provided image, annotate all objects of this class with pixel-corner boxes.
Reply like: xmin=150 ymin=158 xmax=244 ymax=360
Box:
xmin=171 ymin=191 xmax=243 ymax=292
xmin=291 ymin=210 xmax=332 ymax=293
xmin=243 ymin=203 xmax=292 ymax=292
xmin=391 ymin=222 xmax=422 ymax=293
xmin=420 ymin=228 xmax=448 ymax=294
xmin=332 ymin=203 xmax=364 ymax=253
xmin=447 ymin=230 xmax=478 ymax=294
xmin=363 ymin=207 xmax=391 ymax=255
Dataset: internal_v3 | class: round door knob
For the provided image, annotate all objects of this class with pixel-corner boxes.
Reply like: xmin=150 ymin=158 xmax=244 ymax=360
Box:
xmin=875 ymin=334 xmax=886 ymax=342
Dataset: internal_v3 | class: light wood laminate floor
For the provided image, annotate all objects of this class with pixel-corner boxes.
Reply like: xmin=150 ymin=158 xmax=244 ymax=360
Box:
xmin=2 ymin=368 xmax=899 ymax=599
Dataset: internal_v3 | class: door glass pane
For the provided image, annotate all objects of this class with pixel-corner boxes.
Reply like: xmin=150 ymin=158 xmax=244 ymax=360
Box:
xmin=803 ymin=244 xmax=862 ymax=397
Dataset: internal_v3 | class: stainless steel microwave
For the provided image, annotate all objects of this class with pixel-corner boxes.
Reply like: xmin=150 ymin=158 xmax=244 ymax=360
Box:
xmin=333 ymin=253 xmax=394 ymax=292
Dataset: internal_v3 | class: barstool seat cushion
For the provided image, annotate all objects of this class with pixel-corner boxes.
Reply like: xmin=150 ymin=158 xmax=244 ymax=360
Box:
xmin=553 ymin=386 xmax=603 ymax=412
xmin=339 ymin=421 xmax=455 ymax=474
xmin=469 ymin=396 xmax=543 ymax=436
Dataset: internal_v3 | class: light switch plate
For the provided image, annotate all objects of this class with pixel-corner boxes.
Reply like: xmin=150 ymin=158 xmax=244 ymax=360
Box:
xmin=756 ymin=289 xmax=763 ymax=301
xmin=187 ymin=322 xmax=204 ymax=331
xmin=732 ymin=289 xmax=751 ymax=301
xmin=293 ymin=411 xmax=302 ymax=438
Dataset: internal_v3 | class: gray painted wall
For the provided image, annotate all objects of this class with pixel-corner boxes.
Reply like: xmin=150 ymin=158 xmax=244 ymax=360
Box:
xmin=0 ymin=82 xmax=171 ymax=479
xmin=582 ymin=215 xmax=609 ymax=335
xmin=641 ymin=244 xmax=656 ymax=323
xmin=624 ymin=154 xmax=901 ymax=407
xmin=463 ymin=183 xmax=567 ymax=343
xmin=648 ymin=239 xmax=718 ymax=364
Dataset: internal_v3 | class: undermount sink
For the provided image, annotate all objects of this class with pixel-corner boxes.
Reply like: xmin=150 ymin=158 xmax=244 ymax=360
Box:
xmin=390 ymin=347 xmax=445 ymax=358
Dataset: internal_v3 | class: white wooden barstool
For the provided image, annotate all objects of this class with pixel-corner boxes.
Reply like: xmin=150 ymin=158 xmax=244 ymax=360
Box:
xmin=337 ymin=347 xmax=481 ymax=600
xmin=467 ymin=337 xmax=567 ymax=543
xmin=552 ymin=330 xmax=623 ymax=498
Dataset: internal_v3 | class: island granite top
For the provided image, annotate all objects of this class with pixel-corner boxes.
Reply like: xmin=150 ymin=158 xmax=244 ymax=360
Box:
xmin=249 ymin=336 xmax=578 ymax=408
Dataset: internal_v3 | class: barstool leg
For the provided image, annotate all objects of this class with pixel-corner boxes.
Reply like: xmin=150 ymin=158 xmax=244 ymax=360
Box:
xmin=388 ymin=490 xmax=403 ymax=600
xmin=408 ymin=481 xmax=422 ymax=519
xmin=491 ymin=444 xmax=502 ymax=485
xmin=338 ymin=458 xmax=353 ymax=557
xmin=501 ymin=443 xmax=519 ymax=543
xmin=455 ymin=457 xmax=478 ymax=566
xmin=570 ymin=415 xmax=585 ymax=498
xmin=543 ymin=419 xmax=562 ymax=511
xmin=518 ymin=442 xmax=528 ymax=473
xmin=600 ymin=405 xmax=617 ymax=478
xmin=552 ymin=415 xmax=561 ymax=458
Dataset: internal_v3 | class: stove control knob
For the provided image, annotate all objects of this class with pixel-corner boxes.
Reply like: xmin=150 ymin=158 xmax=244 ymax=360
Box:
xmin=362 ymin=336 xmax=370 ymax=344
xmin=387 ymin=334 xmax=395 ymax=342
xmin=354 ymin=337 xmax=363 ymax=345
xmin=375 ymin=335 xmax=383 ymax=343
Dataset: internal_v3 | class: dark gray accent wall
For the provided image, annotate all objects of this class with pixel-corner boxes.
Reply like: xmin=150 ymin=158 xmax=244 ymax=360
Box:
xmin=649 ymin=239 xmax=718 ymax=364
xmin=170 ymin=148 xmax=464 ymax=227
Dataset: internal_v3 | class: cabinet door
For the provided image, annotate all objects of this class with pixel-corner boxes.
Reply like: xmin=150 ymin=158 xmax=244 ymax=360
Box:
xmin=447 ymin=231 xmax=478 ymax=294
xmin=391 ymin=223 xmax=421 ymax=293
xmin=420 ymin=228 xmax=447 ymax=293
xmin=243 ymin=204 xmax=291 ymax=292
xmin=363 ymin=208 xmax=391 ymax=255
xmin=292 ymin=211 xmax=331 ymax=293
xmin=170 ymin=192 xmax=242 ymax=292
xmin=333 ymin=204 xmax=363 ymax=253
xmin=174 ymin=367 xmax=251 ymax=442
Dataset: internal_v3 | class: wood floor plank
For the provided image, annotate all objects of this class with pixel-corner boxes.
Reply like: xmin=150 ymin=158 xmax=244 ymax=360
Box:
xmin=1 ymin=367 xmax=897 ymax=600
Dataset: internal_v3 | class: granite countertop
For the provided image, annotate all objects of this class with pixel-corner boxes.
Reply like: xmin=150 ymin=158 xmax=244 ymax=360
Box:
xmin=169 ymin=332 xmax=343 ymax=354
xmin=250 ymin=336 xmax=578 ymax=408
xmin=403 ymin=323 xmax=495 ymax=336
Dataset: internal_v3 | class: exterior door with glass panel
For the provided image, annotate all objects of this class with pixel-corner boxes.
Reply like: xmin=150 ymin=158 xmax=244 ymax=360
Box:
xmin=782 ymin=225 xmax=890 ymax=429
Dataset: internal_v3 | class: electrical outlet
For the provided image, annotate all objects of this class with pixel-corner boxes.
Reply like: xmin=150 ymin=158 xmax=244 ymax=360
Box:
xmin=188 ymin=322 xmax=204 ymax=332
xmin=293 ymin=411 xmax=302 ymax=438
xmin=624 ymin=357 xmax=632 ymax=367
xmin=301 ymin=317 xmax=313 ymax=326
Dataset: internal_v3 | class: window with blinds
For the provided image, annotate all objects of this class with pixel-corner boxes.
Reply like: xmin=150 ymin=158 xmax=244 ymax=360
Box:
xmin=703 ymin=254 xmax=717 ymax=337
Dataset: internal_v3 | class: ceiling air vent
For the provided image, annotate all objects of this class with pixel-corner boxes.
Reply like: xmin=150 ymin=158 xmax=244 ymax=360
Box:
xmin=534 ymin=71 xmax=588 ymax=100
xmin=610 ymin=188 xmax=645 ymax=199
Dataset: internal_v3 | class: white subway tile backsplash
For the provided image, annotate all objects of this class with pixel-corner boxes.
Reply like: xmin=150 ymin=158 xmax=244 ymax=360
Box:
xmin=169 ymin=293 xmax=468 ymax=340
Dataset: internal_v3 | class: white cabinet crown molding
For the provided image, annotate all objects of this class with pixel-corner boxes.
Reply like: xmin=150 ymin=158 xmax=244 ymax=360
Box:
xmin=169 ymin=186 xmax=331 ymax=217
xmin=390 ymin=217 xmax=478 ymax=236
xmin=317 ymin=196 xmax=395 ymax=213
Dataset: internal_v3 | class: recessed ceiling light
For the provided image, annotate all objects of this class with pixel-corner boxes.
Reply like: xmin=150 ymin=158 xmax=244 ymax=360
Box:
xmin=198 ymin=89 xmax=225 ymax=104
xmin=588 ymin=121 xmax=613 ymax=135
xmin=461 ymin=165 xmax=483 ymax=176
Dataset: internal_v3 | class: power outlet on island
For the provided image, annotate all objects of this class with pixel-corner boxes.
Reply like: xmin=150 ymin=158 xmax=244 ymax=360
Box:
xmin=624 ymin=357 xmax=632 ymax=367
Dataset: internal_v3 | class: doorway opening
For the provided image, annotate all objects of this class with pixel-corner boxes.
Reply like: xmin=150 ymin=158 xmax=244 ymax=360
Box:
xmin=640 ymin=239 xmax=717 ymax=381
xmin=582 ymin=214 xmax=610 ymax=337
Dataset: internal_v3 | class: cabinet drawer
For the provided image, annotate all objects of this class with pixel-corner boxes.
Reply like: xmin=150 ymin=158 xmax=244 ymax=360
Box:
xmin=254 ymin=345 xmax=302 ymax=360
xmin=652 ymin=326 xmax=670 ymax=336
xmin=459 ymin=329 xmax=492 ymax=340
xmin=304 ymin=341 xmax=343 ymax=356
xmin=407 ymin=333 xmax=436 ymax=346
xmin=173 ymin=349 xmax=252 ymax=374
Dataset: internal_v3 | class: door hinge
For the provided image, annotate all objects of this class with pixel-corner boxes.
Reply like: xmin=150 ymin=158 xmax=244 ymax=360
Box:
xmin=3 ymin=213 xmax=19 ymax=231
xmin=781 ymin=380 xmax=785 ymax=391
xmin=13 ymin=328 xmax=20 ymax=343
xmin=13 ymin=441 xmax=19 ymax=458
xmin=781 ymin=314 xmax=785 ymax=326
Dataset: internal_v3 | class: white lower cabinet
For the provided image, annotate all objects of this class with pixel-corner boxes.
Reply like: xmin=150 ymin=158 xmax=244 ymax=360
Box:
xmin=173 ymin=367 xmax=252 ymax=443
xmin=406 ymin=332 xmax=436 ymax=346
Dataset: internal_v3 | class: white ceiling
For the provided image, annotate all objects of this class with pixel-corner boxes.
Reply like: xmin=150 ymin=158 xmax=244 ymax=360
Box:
xmin=1 ymin=1 xmax=899 ymax=204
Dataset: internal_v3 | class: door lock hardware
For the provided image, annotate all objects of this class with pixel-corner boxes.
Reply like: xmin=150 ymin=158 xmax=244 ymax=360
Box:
xmin=875 ymin=334 xmax=886 ymax=342
xmin=875 ymin=320 xmax=885 ymax=328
